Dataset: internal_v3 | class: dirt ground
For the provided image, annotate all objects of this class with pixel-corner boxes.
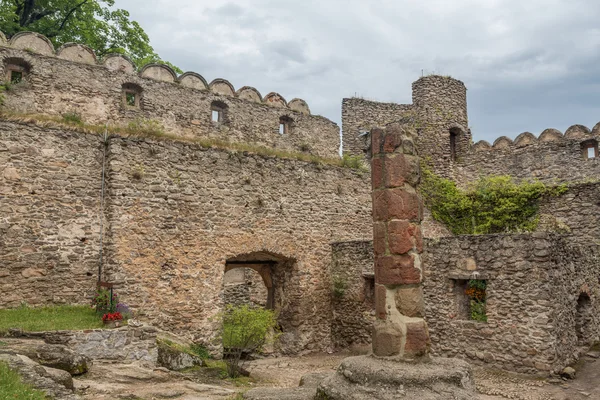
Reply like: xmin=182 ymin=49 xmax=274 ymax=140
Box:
xmin=72 ymin=350 xmax=600 ymax=399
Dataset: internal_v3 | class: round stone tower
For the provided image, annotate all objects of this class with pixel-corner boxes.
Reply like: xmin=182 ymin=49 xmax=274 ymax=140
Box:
xmin=411 ymin=75 xmax=470 ymax=177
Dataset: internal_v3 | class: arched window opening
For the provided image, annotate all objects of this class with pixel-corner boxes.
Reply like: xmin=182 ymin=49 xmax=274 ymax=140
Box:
xmin=581 ymin=139 xmax=598 ymax=159
xmin=449 ymin=127 xmax=460 ymax=161
xmin=211 ymin=100 xmax=228 ymax=124
xmin=121 ymin=83 xmax=142 ymax=108
xmin=279 ymin=116 xmax=294 ymax=135
xmin=4 ymin=58 xmax=31 ymax=84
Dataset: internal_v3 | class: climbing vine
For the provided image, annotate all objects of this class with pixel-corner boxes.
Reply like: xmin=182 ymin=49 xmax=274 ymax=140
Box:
xmin=420 ymin=164 xmax=567 ymax=235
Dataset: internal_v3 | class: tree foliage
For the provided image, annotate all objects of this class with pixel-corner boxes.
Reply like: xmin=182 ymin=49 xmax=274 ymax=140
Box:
xmin=0 ymin=0 xmax=180 ymax=71
xmin=420 ymin=165 xmax=567 ymax=235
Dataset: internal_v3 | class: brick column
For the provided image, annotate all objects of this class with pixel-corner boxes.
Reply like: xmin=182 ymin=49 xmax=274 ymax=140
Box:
xmin=371 ymin=124 xmax=430 ymax=358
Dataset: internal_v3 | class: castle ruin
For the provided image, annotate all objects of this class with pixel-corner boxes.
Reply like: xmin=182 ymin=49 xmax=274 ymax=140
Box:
xmin=0 ymin=31 xmax=598 ymax=375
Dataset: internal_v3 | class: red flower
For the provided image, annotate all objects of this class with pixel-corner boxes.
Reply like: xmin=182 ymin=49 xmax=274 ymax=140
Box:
xmin=102 ymin=312 xmax=123 ymax=322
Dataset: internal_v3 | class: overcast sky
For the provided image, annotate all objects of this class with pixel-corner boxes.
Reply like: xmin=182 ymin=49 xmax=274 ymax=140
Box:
xmin=119 ymin=0 xmax=600 ymax=144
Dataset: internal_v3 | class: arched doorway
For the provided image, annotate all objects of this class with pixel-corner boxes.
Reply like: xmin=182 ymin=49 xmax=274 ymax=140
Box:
xmin=222 ymin=251 xmax=297 ymax=354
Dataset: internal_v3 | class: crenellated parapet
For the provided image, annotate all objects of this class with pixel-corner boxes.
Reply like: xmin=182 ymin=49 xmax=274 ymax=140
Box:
xmin=472 ymin=124 xmax=599 ymax=152
xmin=0 ymin=31 xmax=336 ymax=157
xmin=460 ymin=123 xmax=600 ymax=184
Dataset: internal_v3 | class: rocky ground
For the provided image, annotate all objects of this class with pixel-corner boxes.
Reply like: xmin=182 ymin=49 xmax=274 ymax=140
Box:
xmin=3 ymin=337 xmax=599 ymax=399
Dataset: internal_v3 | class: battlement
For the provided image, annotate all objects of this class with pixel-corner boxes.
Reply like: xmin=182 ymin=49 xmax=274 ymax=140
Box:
xmin=459 ymin=123 xmax=600 ymax=184
xmin=0 ymin=31 xmax=339 ymax=158
xmin=472 ymin=124 xmax=600 ymax=153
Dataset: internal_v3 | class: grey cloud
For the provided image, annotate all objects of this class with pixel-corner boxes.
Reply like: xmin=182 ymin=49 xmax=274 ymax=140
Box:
xmin=118 ymin=0 xmax=600 ymax=144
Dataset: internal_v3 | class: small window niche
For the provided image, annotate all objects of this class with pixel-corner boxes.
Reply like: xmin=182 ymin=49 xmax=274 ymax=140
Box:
xmin=363 ymin=275 xmax=375 ymax=310
xmin=211 ymin=101 xmax=228 ymax=124
xmin=279 ymin=116 xmax=293 ymax=135
xmin=121 ymin=83 xmax=142 ymax=108
xmin=453 ymin=279 xmax=487 ymax=322
xmin=581 ymin=139 xmax=598 ymax=160
xmin=449 ymin=127 xmax=460 ymax=161
xmin=4 ymin=58 xmax=31 ymax=84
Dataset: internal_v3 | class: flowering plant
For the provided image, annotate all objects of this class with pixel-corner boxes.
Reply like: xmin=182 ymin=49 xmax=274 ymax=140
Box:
xmin=94 ymin=288 xmax=118 ymax=315
xmin=115 ymin=303 xmax=133 ymax=320
xmin=102 ymin=312 xmax=123 ymax=322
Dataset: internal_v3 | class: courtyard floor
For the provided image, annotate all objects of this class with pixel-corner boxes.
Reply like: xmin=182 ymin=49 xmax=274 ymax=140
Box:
xmin=72 ymin=350 xmax=600 ymax=399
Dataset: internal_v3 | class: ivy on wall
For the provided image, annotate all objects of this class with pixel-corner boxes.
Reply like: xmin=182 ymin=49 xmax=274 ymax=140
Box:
xmin=420 ymin=165 xmax=567 ymax=235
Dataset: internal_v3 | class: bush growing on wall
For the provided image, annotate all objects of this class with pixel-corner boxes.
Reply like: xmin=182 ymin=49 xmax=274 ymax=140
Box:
xmin=420 ymin=165 xmax=567 ymax=234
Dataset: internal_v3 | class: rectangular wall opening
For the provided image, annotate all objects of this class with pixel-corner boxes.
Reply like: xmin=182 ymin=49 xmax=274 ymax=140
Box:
xmin=453 ymin=279 xmax=487 ymax=322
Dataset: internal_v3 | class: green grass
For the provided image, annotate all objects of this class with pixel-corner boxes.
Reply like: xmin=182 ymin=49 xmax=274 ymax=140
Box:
xmin=0 ymin=305 xmax=103 ymax=333
xmin=157 ymin=338 xmax=212 ymax=359
xmin=0 ymin=361 xmax=47 ymax=400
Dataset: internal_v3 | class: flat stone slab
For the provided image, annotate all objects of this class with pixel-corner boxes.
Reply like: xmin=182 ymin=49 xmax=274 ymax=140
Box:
xmin=316 ymin=355 xmax=478 ymax=400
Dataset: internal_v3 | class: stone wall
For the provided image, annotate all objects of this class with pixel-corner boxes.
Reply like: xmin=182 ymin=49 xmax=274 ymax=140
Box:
xmin=0 ymin=122 xmax=103 ymax=307
xmin=0 ymin=34 xmax=340 ymax=159
xmin=331 ymin=233 xmax=600 ymax=374
xmin=101 ymin=134 xmax=372 ymax=354
xmin=539 ymin=182 xmax=600 ymax=244
xmin=423 ymin=233 xmax=600 ymax=374
xmin=341 ymin=98 xmax=412 ymax=156
xmin=223 ymin=268 xmax=268 ymax=308
xmin=457 ymin=128 xmax=600 ymax=185
xmin=330 ymin=241 xmax=374 ymax=349
xmin=0 ymin=120 xmax=372 ymax=354
xmin=43 ymin=325 xmax=158 ymax=362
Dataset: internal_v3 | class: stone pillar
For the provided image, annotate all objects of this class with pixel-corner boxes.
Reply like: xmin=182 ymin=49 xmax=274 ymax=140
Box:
xmin=371 ymin=124 xmax=430 ymax=358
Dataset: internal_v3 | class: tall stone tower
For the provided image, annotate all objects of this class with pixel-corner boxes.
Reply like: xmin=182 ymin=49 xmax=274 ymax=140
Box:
xmin=412 ymin=75 xmax=470 ymax=177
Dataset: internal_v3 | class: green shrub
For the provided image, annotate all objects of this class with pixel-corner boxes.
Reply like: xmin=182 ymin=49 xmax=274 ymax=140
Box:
xmin=420 ymin=165 xmax=567 ymax=234
xmin=220 ymin=305 xmax=279 ymax=378
xmin=0 ymin=361 xmax=47 ymax=400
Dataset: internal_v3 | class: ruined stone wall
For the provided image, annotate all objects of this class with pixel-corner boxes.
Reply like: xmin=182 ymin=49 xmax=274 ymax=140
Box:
xmin=0 ymin=121 xmax=103 ymax=307
xmin=457 ymin=127 xmax=600 ymax=184
xmin=223 ymin=268 xmax=268 ymax=308
xmin=102 ymin=135 xmax=372 ymax=353
xmin=341 ymin=98 xmax=412 ymax=156
xmin=423 ymin=233 xmax=600 ymax=374
xmin=330 ymin=241 xmax=374 ymax=349
xmin=551 ymin=242 xmax=600 ymax=369
xmin=539 ymin=183 xmax=600 ymax=244
xmin=0 ymin=120 xmax=372 ymax=354
xmin=330 ymin=233 xmax=600 ymax=373
xmin=0 ymin=33 xmax=339 ymax=159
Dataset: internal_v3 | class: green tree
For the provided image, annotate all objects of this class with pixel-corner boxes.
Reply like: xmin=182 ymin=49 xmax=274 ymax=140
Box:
xmin=0 ymin=0 xmax=181 ymax=72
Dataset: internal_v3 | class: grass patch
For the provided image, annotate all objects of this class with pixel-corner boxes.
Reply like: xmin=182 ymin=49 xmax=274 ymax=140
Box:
xmin=0 ymin=305 xmax=103 ymax=333
xmin=157 ymin=338 xmax=212 ymax=359
xmin=0 ymin=112 xmax=368 ymax=172
xmin=0 ymin=361 xmax=47 ymax=400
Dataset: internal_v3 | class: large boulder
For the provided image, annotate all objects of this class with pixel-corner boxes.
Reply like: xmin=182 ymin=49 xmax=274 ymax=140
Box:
xmin=316 ymin=355 xmax=477 ymax=400
xmin=156 ymin=341 xmax=203 ymax=371
xmin=24 ymin=344 xmax=91 ymax=375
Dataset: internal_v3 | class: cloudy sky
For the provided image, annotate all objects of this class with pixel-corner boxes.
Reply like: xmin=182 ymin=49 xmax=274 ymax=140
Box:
xmin=119 ymin=0 xmax=600 ymax=144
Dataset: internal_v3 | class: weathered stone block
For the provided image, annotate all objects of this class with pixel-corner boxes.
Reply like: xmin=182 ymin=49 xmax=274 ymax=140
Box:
xmin=388 ymin=220 xmax=422 ymax=254
xmin=372 ymin=321 xmax=402 ymax=357
xmin=384 ymin=154 xmax=420 ymax=188
xmin=372 ymin=188 xmax=422 ymax=222
xmin=403 ymin=320 xmax=430 ymax=358
xmin=375 ymin=254 xmax=421 ymax=285
xmin=375 ymin=284 xmax=387 ymax=320
xmin=394 ymin=286 xmax=424 ymax=317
